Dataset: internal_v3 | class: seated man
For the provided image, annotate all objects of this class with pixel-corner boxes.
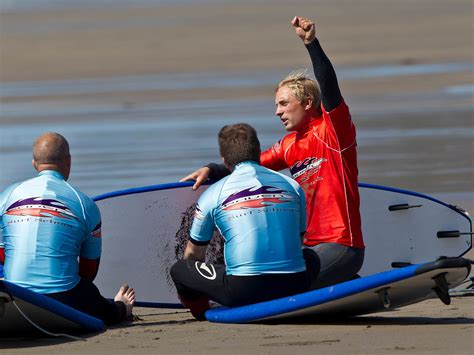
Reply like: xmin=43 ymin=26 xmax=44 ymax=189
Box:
xmin=0 ymin=132 xmax=135 ymax=325
xmin=170 ymin=123 xmax=319 ymax=320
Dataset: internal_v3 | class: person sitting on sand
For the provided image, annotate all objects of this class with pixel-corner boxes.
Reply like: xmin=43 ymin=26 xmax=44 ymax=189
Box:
xmin=171 ymin=123 xmax=319 ymax=320
xmin=0 ymin=132 xmax=135 ymax=325
xmin=181 ymin=16 xmax=365 ymax=289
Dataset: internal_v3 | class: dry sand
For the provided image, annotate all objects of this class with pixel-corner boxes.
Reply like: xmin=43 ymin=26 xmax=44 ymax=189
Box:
xmin=0 ymin=0 xmax=473 ymax=353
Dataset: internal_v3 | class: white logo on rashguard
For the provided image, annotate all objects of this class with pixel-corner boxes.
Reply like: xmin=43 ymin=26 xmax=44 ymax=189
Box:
xmin=195 ymin=262 xmax=217 ymax=280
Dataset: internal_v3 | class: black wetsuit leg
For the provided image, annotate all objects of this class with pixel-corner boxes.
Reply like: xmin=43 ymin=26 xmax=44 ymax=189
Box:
xmin=46 ymin=279 xmax=126 ymax=325
xmin=170 ymin=259 xmax=313 ymax=307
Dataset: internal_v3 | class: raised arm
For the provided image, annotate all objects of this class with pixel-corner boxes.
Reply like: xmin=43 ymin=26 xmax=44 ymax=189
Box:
xmin=292 ymin=16 xmax=342 ymax=111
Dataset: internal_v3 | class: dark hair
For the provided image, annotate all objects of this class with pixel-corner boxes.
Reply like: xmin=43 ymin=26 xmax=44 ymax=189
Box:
xmin=218 ymin=123 xmax=261 ymax=168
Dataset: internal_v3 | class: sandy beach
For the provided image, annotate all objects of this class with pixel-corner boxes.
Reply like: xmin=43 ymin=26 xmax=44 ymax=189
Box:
xmin=0 ymin=296 xmax=473 ymax=354
xmin=0 ymin=0 xmax=473 ymax=353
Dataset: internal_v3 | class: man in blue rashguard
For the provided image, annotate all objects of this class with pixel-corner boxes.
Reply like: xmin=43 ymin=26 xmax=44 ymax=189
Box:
xmin=0 ymin=132 xmax=135 ymax=325
xmin=170 ymin=124 xmax=319 ymax=320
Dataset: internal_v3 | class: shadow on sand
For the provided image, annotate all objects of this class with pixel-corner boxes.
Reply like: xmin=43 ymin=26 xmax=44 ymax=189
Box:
xmin=263 ymin=312 xmax=474 ymax=326
xmin=0 ymin=329 xmax=104 ymax=349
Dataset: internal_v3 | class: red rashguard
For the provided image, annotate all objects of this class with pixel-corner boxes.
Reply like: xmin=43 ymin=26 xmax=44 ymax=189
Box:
xmin=261 ymin=100 xmax=364 ymax=249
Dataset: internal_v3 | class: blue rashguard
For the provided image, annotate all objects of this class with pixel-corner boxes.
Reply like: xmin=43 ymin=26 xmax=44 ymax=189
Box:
xmin=190 ymin=161 xmax=306 ymax=275
xmin=0 ymin=170 xmax=101 ymax=294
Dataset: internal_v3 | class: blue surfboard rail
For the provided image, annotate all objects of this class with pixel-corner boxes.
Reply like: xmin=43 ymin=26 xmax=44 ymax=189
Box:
xmin=93 ymin=181 xmax=200 ymax=201
xmin=0 ymin=280 xmax=105 ymax=332
xmin=205 ymin=264 xmax=420 ymax=324
xmin=94 ymin=180 xmax=463 ymax=212
xmin=205 ymin=258 xmax=471 ymax=324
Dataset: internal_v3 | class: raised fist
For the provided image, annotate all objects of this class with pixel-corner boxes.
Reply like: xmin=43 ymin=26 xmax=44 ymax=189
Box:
xmin=291 ymin=16 xmax=316 ymax=44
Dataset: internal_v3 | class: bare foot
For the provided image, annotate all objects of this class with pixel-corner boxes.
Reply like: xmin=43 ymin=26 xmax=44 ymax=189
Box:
xmin=114 ymin=284 xmax=136 ymax=318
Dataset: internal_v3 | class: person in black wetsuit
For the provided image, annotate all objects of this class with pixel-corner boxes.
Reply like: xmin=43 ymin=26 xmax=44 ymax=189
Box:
xmin=181 ymin=16 xmax=365 ymax=289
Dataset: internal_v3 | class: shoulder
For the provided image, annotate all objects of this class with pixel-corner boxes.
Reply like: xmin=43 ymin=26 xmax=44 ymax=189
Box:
xmin=272 ymin=131 xmax=297 ymax=148
xmin=67 ymin=183 xmax=101 ymax=218
xmin=281 ymin=131 xmax=297 ymax=146
xmin=83 ymin=193 xmax=100 ymax=217
xmin=204 ymin=175 xmax=229 ymax=194
xmin=262 ymin=166 xmax=301 ymax=191
xmin=0 ymin=181 xmax=23 ymax=209
xmin=270 ymin=132 xmax=297 ymax=157
xmin=0 ymin=178 xmax=35 ymax=208
xmin=256 ymin=165 xmax=292 ymax=185
xmin=279 ymin=172 xmax=301 ymax=191
xmin=322 ymin=99 xmax=350 ymax=119
xmin=1 ymin=181 xmax=23 ymax=197
xmin=198 ymin=177 xmax=229 ymax=205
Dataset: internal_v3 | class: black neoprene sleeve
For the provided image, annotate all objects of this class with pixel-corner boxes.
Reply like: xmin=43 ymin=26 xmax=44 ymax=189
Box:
xmin=205 ymin=163 xmax=231 ymax=180
xmin=305 ymin=39 xmax=342 ymax=112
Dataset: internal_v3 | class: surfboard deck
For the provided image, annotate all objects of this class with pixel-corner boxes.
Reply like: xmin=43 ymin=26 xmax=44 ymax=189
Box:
xmin=0 ymin=280 xmax=104 ymax=335
xmin=93 ymin=181 xmax=472 ymax=307
xmin=205 ymin=257 xmax=471 ymax=323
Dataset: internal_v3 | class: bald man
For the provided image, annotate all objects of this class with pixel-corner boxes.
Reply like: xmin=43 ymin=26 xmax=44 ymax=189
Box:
xmin=0 ymin=132 xmax=135 ymax=325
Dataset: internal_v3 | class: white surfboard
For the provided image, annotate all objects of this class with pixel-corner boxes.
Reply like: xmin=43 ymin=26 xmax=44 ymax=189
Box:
xmin=93 ymin=182 xmax=472 ymax=306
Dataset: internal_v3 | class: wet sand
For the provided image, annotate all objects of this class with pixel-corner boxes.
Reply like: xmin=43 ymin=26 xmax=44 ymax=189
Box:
xmin=0 ymin=0 xmax=473 ymax=353
xmin=1 ymin=296 xmax=473 ymax=354
xmin=1 ymin=0 xmax=473 ymax=199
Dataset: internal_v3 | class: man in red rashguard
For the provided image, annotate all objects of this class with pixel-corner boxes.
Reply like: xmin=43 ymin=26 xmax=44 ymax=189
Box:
xmin=181 ymin=16 xmax=364 ymax=289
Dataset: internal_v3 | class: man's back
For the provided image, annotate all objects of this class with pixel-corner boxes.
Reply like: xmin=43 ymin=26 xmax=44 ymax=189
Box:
xmin=190 ymin=161 xmax=306 ymax=275
xmin=0 ymin=170 xmax=101 ymax=293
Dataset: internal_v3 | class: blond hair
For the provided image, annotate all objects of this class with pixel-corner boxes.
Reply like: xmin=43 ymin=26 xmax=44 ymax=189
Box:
xmin=276 ymin=69 xmax=322 ymax=112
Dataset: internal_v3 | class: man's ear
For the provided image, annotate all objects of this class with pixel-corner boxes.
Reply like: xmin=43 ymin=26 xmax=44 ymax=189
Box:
xmin=32 ymin=159 xmax=37 ymax=171
xmin=303 ymin=97 xmax=313 ymax=111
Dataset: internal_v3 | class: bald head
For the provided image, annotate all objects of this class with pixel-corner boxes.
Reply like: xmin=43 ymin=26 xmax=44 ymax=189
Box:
xmin=32 ymin=132 xmax=71 ymax=179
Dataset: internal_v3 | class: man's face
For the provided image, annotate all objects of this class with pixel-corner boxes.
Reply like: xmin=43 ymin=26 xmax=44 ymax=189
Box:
xmin=274 ymin=86 xmax=311 ymax=132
